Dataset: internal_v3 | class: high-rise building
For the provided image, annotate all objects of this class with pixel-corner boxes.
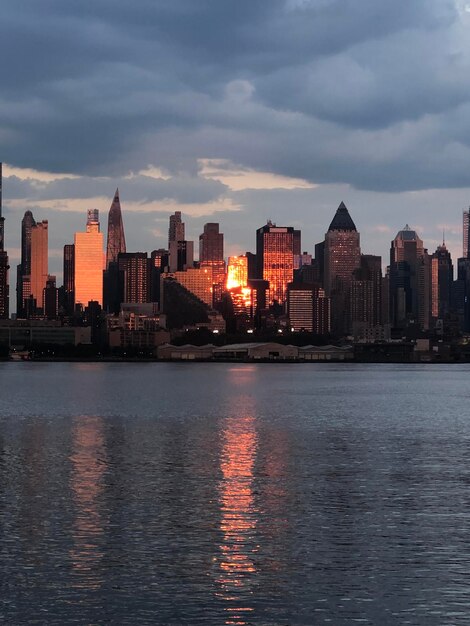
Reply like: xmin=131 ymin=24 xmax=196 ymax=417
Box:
xmin=389 ymin=225 xmax=430 ymax=330
xmin=63 ymin=244 xmax=75 ymax=315
xmin=431 ymin=242 xmax=453 ymax=320
xmin=323 ymin=202 xmax=361 ymax=334
xmin=287 ymin=284 xmax=331 ymax=334
xmin=168 ymin=212 xmax=194 ymax=272
xmin=324 ymin=202 xmax=361 ymax=296
xmin=256 ymin=221 xmax=294 ymax=305
xmin=350 ymin=255 xmax=383 ymax=331
xmin=104 ymin=189 xmax=127 ymax=313
xmin=118 ymin=252 xmax=150 ymax=304
xmin=463 ymin=209 xmax=470 ymax=258
xmin=226 ymin=256 xmax=252 ymax=319
xmin=287 ymin=284 xmax=314 ymax=332
xmin=0 ymin=163 xmax=9 ymax=319
xmin=43 ymin=275 xmax=58 ymax=320
xmin=74 ymin=210 xmax=104 ymax=307
xmin=227 ymin=256 xmax=248 ymax=289
xmin=313 ymin=288 xmax=331 ymax=335
xmin=168 ymin=211 xmax=185 ymax=246
xmin=30 ymin=220 xmax=48 ymax=312
xmin=16 ymin=210 xmax=36 ymax=316
xmin=106 ymin=189 xmax=126 ymax=269
xmin=199 ymin=223 xmax=225 ymax=301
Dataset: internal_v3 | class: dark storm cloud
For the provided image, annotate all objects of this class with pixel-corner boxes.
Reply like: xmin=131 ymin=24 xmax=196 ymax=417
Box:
xmin=0 ymin=0 xmax=468 ymax=191
xmin=4 ymin=172 xmax=228 ymax=205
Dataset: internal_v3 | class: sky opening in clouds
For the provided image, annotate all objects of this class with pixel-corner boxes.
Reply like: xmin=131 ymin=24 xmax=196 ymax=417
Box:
xmin=1 ymin=0 xmax=470 ymax=283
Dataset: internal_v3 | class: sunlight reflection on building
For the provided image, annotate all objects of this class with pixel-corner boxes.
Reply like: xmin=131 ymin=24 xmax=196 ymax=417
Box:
xmin=216 ymin=409 xmax=259 ymax=625
xmin=69 ymin=416 xmax=107 ymax=591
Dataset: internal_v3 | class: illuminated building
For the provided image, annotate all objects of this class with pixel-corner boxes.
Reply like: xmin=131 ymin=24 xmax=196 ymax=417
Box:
xmin=74 ymin=210 xmax=104 ymax=308
xmin=227 ymin=255 xmax=248 ymax=289
xmin=431 ymin=242 xmax=453 ymax=320
xmin=226 ymin=256 xmax=253 ymax=320
xmin=389 ymin=225 xmax=430 ymax=329
xmin=256 ymin=221 xmax=294 ymax=305
xmin=16 ymin=210 xmax=36 ymax=317
xmin=30 ymin=220 xmax=48 ymax=312
xmin=105 ymin=188 xmax=126 ymax=269
xmin=162 ymin=267 xmax=213 ymax=307
xmin=199 ymin=223 xmax=225 ymax=302
xmin=0 ymin=163 xmax=9 ymax=319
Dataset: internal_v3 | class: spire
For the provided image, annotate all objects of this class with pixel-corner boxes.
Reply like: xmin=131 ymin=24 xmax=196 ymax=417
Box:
xmin=327 ymin=201 xmax=357 ymax=232
xmin=106 ymin=188 xmax=126 ymax=268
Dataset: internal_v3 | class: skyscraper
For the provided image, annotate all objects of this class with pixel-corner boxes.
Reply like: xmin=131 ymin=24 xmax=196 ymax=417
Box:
xmin=350 ymin=255 xmax=383 ymax=332
xmin=63 ymin=244 xmax=75 ymax=315
xmin=30 ymin=220 xmax=48 ymax=313
xmin=118 ymin=252 xmax=150 ymax=304
xmin=0 ymin=163 xmax=9 ymax=319
xmin=168 ymin=211 xmax=194 ymax=272
xmin=389 ymin=225 xmax=430 ymax=330
xmin=463 ymin=208 xmax=470 ymax=258
xmin=324 ymin=202 xmax=361 ymax=296
xmin=199 ymin=222 xmax=225 ymax=302
xmin=323 ymin=202 xmax=361 ymax=334
xmin=74 ymin=210 xmax=104 ymax=307
xmin=16 ymin=210 xmax=36 ymax=316
xmin=431 ymin=242 xmax=453 ymax=320
xmin=256 ymin=221 xmax=294 ymax=305
xmin=168 ymin=211 xmax=185 ymax=246
xmin=106 ymin=189 xmax=126 ymax=269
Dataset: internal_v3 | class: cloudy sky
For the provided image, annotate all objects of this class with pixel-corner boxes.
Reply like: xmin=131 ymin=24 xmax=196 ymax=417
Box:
xmin=2 ymin=0 xmax=470 ymax=290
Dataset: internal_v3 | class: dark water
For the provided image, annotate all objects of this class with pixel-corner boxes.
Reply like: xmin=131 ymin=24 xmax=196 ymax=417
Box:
xmin=1 ymin=363 xmax=470 ymax=625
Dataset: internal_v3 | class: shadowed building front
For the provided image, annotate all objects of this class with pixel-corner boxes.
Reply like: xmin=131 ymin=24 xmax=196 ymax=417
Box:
xmin=323 ymin=202 xmax=361 ymax=335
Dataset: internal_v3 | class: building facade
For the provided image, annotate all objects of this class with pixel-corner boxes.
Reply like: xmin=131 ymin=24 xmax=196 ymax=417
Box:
xmin=74 ymin=210 xmax=104 ymax=307
xmin=256 ymin=221 xmax=294 ymax=305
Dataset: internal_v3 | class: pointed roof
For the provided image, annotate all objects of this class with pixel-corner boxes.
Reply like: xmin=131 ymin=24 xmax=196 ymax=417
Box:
xmin=395 ymin=224 xmax=419 ymax=241
xmin=327 ymin=202 xmax=357 ymax=232
xmin=106 ymin=188 xmax=126 ymax=268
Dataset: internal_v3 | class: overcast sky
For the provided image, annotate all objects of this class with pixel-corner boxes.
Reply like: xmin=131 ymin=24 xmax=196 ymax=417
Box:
xmin=2 ymin=0 xmax=470 ymax=287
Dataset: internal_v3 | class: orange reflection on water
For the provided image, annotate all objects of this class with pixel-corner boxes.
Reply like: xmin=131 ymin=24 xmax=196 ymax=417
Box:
xmin=69 ymin=416 xmax=107 ymax=590
xmin=217 ymin=414 xmax=258 ymax=625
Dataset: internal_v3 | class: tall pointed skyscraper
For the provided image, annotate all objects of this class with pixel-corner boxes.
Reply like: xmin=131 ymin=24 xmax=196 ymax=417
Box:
xmin=106 ymin=189 xmax=126 ymax=269
xmin=323 ymin=201 xmax=361 ymax=335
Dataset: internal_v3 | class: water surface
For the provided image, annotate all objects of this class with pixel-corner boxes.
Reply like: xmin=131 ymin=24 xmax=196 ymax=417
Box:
xmin=1 ymin=362 xmax=470 ymax=625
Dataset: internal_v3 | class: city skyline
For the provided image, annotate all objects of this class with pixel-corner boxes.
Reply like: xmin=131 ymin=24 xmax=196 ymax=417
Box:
xmin=2 ymin=2 xmax=470 ymax=294
xmin=1 ymin=183 xmax=470 ymax=316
